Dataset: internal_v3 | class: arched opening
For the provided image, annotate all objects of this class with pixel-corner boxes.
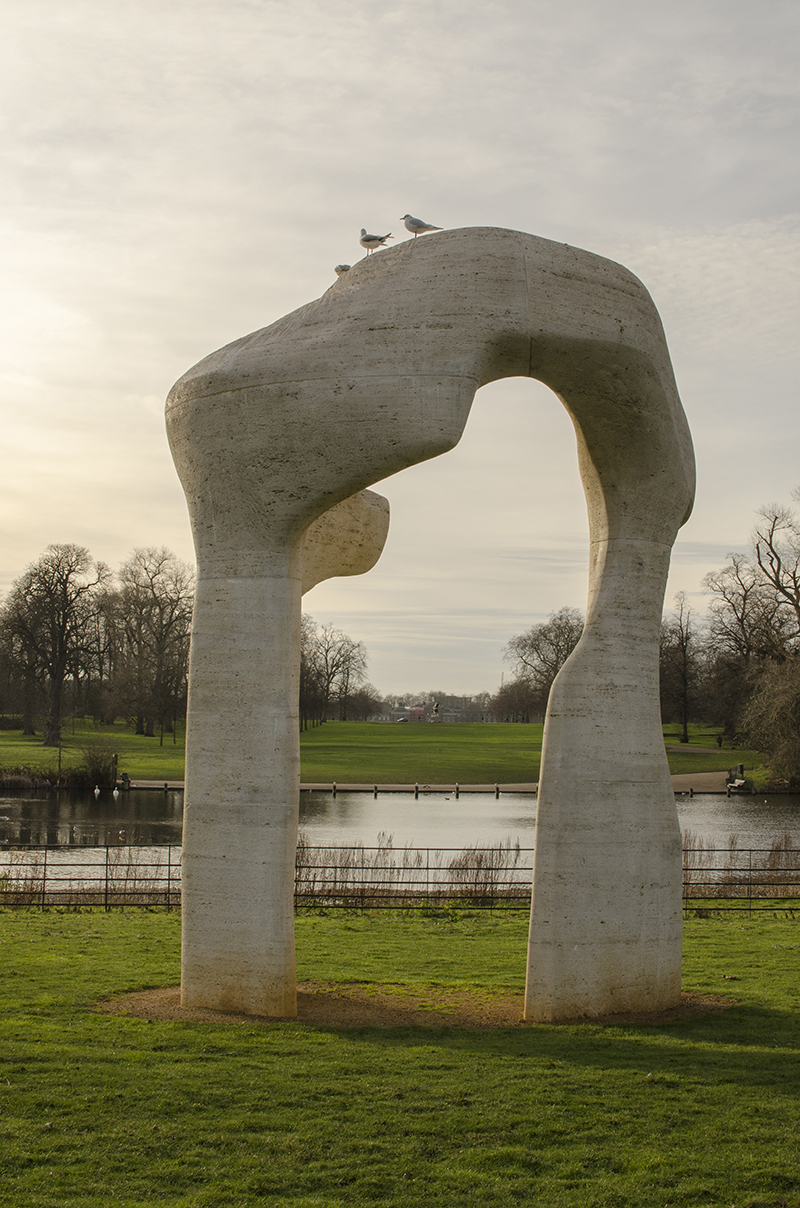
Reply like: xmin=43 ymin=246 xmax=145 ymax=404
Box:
xmin=303 ymin=377 xmax=589 ymax=694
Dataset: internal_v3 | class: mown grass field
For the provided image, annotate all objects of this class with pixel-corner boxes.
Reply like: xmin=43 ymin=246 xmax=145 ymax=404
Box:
xmin=1 ymin=909 xmax=799 ymax=1207
xmin=0 ymin=720 xmax=187 ymax=782
xmin=0 ymin=719 xmax=763 ymax=784
xmin=299 ymin=721 xmax=543 ymax=783
xmin=661 ymin=725 xmax=763 ymax=778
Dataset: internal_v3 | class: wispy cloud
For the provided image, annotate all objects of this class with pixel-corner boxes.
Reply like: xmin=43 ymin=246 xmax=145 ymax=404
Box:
xmin=1 ymin=0 xmax=798 ymax=690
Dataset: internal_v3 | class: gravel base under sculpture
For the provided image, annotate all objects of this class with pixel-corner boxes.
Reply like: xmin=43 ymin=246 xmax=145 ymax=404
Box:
xmin=98 ymin=985 xmax=732 ymax=1030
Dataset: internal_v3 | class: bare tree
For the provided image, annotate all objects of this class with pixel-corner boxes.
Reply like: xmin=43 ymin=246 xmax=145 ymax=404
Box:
xmin=702 ymin=553 xmax=793 ymax=739
xmin=744 ymin=659 xmax=800 ymax=785
xmin=489 ymin=678 xmax=542 ymax=723
xmin=660 ymin=593 xmax=703 ymax=744
xmin=341 ymin=684 xmax=384 ymax=721
xmin=753 ymin=499 xmax=800 ymax=648
xmin=116 ymin=549 xmax=194 ymax=741
xmin=0 ymin=544 xmax=110 ymax=746
xmin=504 ymin=606 xmax=584 ymax=715
xmin=299 ymin=613 xmax=326 ymax=729
xmin=299 ymin=616 xmax=368 ymax=725
xmin=0 ymin=618 xmax=42 ymax=734
xmin=704 ymin=554 xmax=790 ymax=662
xmin=700 ymin=491 xmax=800 ymax=744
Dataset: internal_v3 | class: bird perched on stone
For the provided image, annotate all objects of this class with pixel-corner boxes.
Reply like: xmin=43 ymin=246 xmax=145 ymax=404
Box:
xmin=334 ymin=264 xmax=351 ymax=276
xmin=401 ymin=214 xmax=442 ymax=237
xmin=359 ymin=229 xmax=393 ymax=254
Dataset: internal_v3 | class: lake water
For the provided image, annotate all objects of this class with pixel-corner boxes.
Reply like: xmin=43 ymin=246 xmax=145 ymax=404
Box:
xmin=1 ymin=787 xmax=799 ymax=850
xmin=0 ymin=789 xmax=184 ymax=848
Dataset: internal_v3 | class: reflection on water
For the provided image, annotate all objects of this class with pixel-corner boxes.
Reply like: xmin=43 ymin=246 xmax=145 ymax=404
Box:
xmin=298 ymin=789 xmax=536 ymax=849
xmin=1 ymin=786 xmax=798 ymax=851
xmin=675 ymin=792 xmax=800 ymax=848
xmin=0 ymin=788 xmax=183 ymax=847
xmin=299 ymin=790 xmax=800 ymax=850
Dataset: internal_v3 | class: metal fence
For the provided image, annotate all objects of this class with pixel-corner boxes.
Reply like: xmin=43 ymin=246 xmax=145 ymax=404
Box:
xmin=1 ymin=838 xmax=799 ymax=914
xmin=683 ymin=838 xmax=800 ymax=915
xmin=294 ymin=837 xmax=531 ymax=909
xmin=0 ymin=846 xmax=182 ymax=910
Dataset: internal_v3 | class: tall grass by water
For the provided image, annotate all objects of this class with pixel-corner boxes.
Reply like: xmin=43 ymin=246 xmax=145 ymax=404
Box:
xmin=3 ymin=832 xmax=799 ymax=915
xmin=683 ymin=830 xmax=800 ymax=913
xmin=295 ymin=833 xmax=529 ymax=909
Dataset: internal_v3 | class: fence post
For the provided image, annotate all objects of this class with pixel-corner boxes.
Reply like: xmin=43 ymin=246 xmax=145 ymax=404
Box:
xmin=105 ymin=846 xmax=110 ymax=912
xmin=41 ymin=847 xmax=47 ymax=910
xmin=167 ymin=845 xmax=172 ymax=911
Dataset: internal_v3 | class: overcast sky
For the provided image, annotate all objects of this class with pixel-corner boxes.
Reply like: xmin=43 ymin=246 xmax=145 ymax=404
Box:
xmin=1 ymin=0 xmax=798 ymax=695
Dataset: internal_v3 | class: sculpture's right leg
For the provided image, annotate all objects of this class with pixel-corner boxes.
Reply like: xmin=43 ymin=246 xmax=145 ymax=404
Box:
xmin=522 ymin=334 xmax=694 ymax=1022
xmin=180 ymin=565 xmax=301 ymax=1017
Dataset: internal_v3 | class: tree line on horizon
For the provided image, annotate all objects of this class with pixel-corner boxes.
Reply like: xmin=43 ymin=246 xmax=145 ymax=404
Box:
xmin=660 ymin=491 xmax=800 ymax=784
xmin=0 ymin=545 xmax=193 ymax=748
xmin=496 ymin=490 xmax=800 ymax=785
xmin=2 ymin=488 xmax=799 ymax=783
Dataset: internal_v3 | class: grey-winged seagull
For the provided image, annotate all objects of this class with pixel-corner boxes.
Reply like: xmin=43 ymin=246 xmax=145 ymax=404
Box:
xmin=359 ymin=229 xmax=393 ymax=254
xmin=401 ymin=214 xmax=442 ymax=237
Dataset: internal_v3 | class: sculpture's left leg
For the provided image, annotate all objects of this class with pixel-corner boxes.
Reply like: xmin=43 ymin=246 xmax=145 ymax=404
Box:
xmin=179 ymin=492 xmax=390 ymax=1016
xmin=180 ymin=562 xmax=301 ymax=1016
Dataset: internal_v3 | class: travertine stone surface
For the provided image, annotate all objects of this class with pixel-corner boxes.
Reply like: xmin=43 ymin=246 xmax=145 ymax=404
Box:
xmin=166 ymin=226 xmax=695 ymax=1019
xmin=301 ymin=489 xmax=390 ymax=594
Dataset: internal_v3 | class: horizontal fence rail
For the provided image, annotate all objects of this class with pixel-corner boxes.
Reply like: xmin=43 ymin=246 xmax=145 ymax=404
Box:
xmin=1 ymin=836 xmax=799 ymax=914
xmin=294 ymin=837 xmax=531 ymax=910
xmin=683 ymin=837 xmax=800 ymax=914
xmin=0 ymin=845 xmax=183 ymax=910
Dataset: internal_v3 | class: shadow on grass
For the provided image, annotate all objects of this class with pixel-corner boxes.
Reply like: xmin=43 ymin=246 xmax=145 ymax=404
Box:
xmin=311 ymin=1003 xmax=800 ymax=1085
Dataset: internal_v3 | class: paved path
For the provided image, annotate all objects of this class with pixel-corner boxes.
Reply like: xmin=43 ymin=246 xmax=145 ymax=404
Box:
xmin=665 ymin=744 xmax=728 ymax=754
xmin=670 ymin=770 xmax=730 ymax=793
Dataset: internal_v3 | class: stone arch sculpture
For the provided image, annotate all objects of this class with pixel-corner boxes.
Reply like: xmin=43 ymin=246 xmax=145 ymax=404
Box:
xmin=166 ymin=226 xmax=695 ymax=1022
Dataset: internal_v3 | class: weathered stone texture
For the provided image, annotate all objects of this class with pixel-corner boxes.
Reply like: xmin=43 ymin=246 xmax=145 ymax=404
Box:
xmin=167 ymin=226 xmax=695 ymax=1020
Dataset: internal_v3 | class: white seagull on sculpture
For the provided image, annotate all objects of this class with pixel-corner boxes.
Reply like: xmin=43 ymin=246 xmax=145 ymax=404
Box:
xmin=401 ymin=214 xmax=442 ymax=237
xmin=334 ymin=264 xmax=351 ymax=276
xmin=359 ymin=229 xmax=393 ymax=254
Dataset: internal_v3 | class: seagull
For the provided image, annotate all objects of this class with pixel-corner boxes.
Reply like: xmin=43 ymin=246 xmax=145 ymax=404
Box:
xmin=334 ymin=264 xmax=351 ymax=276
xmin=359 ymin=229 xmax=393 ymax=254
xmin=401 ymin=214 xmax=442 ymax=238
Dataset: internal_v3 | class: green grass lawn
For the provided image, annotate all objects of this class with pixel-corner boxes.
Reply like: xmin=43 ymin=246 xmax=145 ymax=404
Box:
xmin=0 ymin=719 xmax=764 ymax=785
xmin=0 ymin=719 xmax=188 ymax=782
xmin=1 ymin=909 xmax=799 ymax=1207
xmin=661 ymin=725 xmax=763 ymax=777
xmin=299 ymin=721 xmax=543 ymax=783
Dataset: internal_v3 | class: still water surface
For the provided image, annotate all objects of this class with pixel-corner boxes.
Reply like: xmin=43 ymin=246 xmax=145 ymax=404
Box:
xmin=1 ymin=787 xmax=799 ymax=850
